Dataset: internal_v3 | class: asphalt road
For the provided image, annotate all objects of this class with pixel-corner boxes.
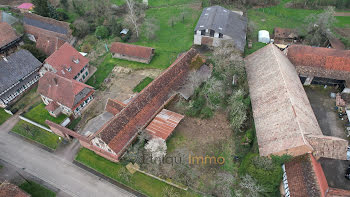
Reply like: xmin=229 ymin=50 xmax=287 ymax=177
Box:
xmin=0 ymin=115 xmax=135 ymax=197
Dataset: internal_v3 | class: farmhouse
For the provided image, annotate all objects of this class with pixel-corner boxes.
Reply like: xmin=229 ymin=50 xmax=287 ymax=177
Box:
xmin=23 ymin=13 xmax=72 ymax=55
xmin=46 ymin=48 xmax=199 ymax=162
xmin=0 ymin=50 xmax=42 ymax=108
xmin=110 ymin=42 xmax=155 ymax=64
xmin=0 ymin=22 xmax=21 ymax=54
xmin=245 ymin=44 xmax=347 ymax=159
xmin=194 ymin=5 xmax=247 ymax=52
xmin=282 ymin=153 xmax=350 ymax=197
xmin=37 ymin=72 xmax=94 ymax=117
xmin=286 ymin=45 xmax=350 ymax=88
xmin=273 ymin=27 xmax=299 ymax=44
xmin=40 ymin=43 xmax=90 ymax=82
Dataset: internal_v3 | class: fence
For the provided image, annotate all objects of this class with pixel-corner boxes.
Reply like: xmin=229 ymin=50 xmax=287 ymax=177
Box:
xmin=19 ymin=115 xmax=52 ymax=133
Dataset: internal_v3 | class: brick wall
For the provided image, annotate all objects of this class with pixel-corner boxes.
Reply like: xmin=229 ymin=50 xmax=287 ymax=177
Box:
xmin=306 ymin=135 xmax=348 ymax=160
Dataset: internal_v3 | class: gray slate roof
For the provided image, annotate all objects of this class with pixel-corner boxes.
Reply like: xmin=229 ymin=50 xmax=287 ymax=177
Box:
xmin=24 ymin=17 xmax=68 ymax=34
xmin=195 ymin=5 xmax=247 ymax=51
xmin=0 ymin=50 xmax=42 ymax=93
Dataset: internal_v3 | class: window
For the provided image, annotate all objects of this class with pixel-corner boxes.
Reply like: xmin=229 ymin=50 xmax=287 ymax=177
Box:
xmin=219 ymin=33 xmax=223 ymax=38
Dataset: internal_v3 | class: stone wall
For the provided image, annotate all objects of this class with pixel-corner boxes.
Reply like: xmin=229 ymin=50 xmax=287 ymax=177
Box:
xmin=112 ymin=53 xmax=151 ymax=64
xmin=306 ymin=135 xmax=348 ymax=160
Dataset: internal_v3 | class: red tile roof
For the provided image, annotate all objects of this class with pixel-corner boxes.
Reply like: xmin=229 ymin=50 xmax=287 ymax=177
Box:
xmin=36 ymin=35 xmax=66 ymax=55
xmin=44 ymin=43 xmax=89 ymax=79
xmin=287 ymin=45 xmax=350 ymax=72
xmin=328 ymin=188 xmax=350 ymax=197
xmin=0 ymin=22 xmax=20 ymax=49
xmin=95 ymin=48 xmax=198 ymax=158
xmin=45 ymin=101 xmax=59 ymax=111
xmin=37 ymin=72 xmax=94 ymax=110
xmin=105 ymin=98 xmax=126 ymax=115
xmin=0 ymin=181 xmax=30 ymax=197
xmin=146 ymin=109 xmax=184 ymax=140
xmin=284 ymin=154 xmax=328 ymax=197
xmin=110 ymin=42 xmax=154 ymax=60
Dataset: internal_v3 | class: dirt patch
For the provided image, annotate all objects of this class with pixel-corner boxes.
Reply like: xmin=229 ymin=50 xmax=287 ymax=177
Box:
xmin=76 ymin=68 xmax=162 ymax=131
xmin=335 ymin=28 xmax=350 ymax=39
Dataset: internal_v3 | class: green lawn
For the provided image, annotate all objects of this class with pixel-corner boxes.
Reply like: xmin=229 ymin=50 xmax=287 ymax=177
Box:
xmin=148 ymin=0 xmax=199 ymax=7
xmin=67 ymin=117 xmax=81 ymax=131
xmin=335 ymin=16 xmax=350 ymax=28
xmin=87 ymin=4 xmax=201 ymax=89
xmin=76 ymin=148 xmax=199 ymax=197
xmin=19 ymin=181 xmax=56 ymax=197
xmin=111 ymin=0 xmax=125 ymax=6
xmin=23 ymin=103 xmax=67 ymax=127
xmin=0 ymin=109 xmax=11 ymax=125
xmin=12 ymin=120 xmax=61 ymax=150
xmin=133 ymin=77 xmax=154 ymax=92
xmin=9 ymin=86 xmax=40 ymax=112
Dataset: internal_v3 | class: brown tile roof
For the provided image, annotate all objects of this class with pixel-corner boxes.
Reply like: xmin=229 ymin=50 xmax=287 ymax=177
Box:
xmin=0 ymin=22 xmax=20 ymax=49
xmin=0 ymin=181 xmax=30 ymax=197
xmin=245 ymin=44 xmax=323 ymax=157
xmin=110 ymin=42 xmax=154 ymax=60
xmin=45 ymin=101 xmax=59 ymax=111
xmin=329 ymin=37 xmax=345 ymax=50
xmin=146 ymin=109 xmax=184 ymax=140
xmin=37 ymin=72 xmax=94 ymax=110
xmin=44 ymin=43 xmax=89 ymax=79
xmin=274 ymin=27 xmax=298 ymax=39
xmin=95 ymin=48 xmax=198 ymax=157
xmin=36 ymin=35 xmax=66 ymax=55
xmin=105 ymin=98 xmax=126 ymax=115
xmin=284 ymin=154 xmax=325 ymax=197
xmin=328 ymin=188 xmax=350 ymax=197
xmin=287 ymin=45 xmax=350 ymax=72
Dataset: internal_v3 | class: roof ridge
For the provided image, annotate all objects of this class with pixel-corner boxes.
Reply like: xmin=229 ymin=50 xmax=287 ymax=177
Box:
xmin=270 ymin=44 xmax=310 ymax=148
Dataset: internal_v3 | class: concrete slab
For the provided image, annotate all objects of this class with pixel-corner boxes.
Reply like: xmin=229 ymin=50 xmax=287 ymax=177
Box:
xmin=81 ymin=112 xmax=114 ymax=136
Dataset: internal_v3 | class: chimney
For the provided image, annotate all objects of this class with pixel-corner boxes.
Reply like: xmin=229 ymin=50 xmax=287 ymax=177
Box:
xmin=72 ymin=56 xmax=80 ymax=64
xmin=2 ymin=56 xmax=8 ymax=62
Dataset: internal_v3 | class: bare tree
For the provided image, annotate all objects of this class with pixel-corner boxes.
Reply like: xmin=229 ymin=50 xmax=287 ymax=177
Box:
xmin=144 ymin=138 xmax=167 ymax=162
xmin=125 ymin=0 xmax=141 ymax=37
xmin=239 ymin=175 xmax=265 ymax=197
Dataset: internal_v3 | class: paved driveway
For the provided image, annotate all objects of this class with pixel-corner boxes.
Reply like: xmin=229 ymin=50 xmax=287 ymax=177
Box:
xmin=0 ymin=115 xmax=135 ymax=197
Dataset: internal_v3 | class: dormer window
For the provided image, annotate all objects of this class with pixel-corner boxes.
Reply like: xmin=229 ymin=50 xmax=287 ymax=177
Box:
xmin=73 ymin=58 xmax=80 ymax=64
xmin=66 ymin=67 xmax=72 ymax=72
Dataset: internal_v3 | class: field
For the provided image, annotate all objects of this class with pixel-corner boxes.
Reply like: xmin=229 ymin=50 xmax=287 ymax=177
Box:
xmin=87 ymin=2 xmax=201 ymax=89
xmin=133 ymin=77 xmax=153 ymax=92
xmin=0 ymin=109 xmax=11 ymax=125
xmin=23 ymin=103 xmax=67 ymax=127
xmin=75 ymin=148 xmax=199 ymax=197
xmin=246 ymin=0 xmax=350 ymax=54
xmin=12 ymin=120 xmax=61 ymax=150
xmin=19 ymin=181 xmax=56 ymax=197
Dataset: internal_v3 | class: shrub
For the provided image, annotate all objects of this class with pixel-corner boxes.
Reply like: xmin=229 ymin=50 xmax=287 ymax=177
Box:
xmin=21 ymin=44 xmax=47 ymax=62
xmin=56 ymin=9 xmax=69 ymax=21
xmin=241 ymin=128 xmax=254 ymax=145
xmin=186 ymin=94 xmax=206 ymax=117
xmin=200 ymin=106 xmax=213 ymax=119
xmin=81 ymin=43 xmax=92 ymax=53
xmin=71 ymin=20 xmax=90 ymax=38
xmin=95 ymin=25 xmax=109 ymax=39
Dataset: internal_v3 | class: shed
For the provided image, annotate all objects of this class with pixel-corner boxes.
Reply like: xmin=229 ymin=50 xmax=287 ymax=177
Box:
xmin=258 ymin=30 xmax=270 ymax=43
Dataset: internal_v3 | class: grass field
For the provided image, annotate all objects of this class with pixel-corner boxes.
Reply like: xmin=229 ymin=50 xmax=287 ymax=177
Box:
xmin=9 ymin=86 xmax=40 ymax=112
xmin=133 ymin=77 xmax=154 ymax=92
xmin=87 ymin=3 xmax=200 ymax=89
xmin=148 ymin=0 xmax=200 ymax=7
xmin=23 ymin=103 xmax=67 ymax=127
xmin=0 ymin=109 xmax=11 ymax=125
xmin=12 ymin=120 xmax=61 ymax=150
xmin=20 ymin=181 xmax=56 ymax=197
xmin=335 ymin=16 xmax=350 ymax=28
xmin=75 ymin=148 xmax=199 ymax=197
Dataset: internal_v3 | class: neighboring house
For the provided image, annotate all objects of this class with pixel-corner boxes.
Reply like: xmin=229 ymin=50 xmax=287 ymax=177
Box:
xmin=0 ymin=181 xmax=30 ymax=197
xmin=0 ymin=50 xmax=42 ymax=108
xmin=282 ymin=153 xmax=350 ymax=197
xmin=328 ymin=37 xmax=345 ymax=50
xmin=0 ymin=22 xmax=21 ymax=54
xmin=23 ymin=13 xmax=72 ymax=55
xmin=110 ymin=42 xmax=155 ymax=64
xmin=194 ymin=5 xmax=247 ymax=52
xmin=46 ymin=48 xmax=199 ymax=163
xmin=17 ymin=3 xmax=34 ymax=13
xmin=245 ymin=44 xmax=348 ymax=160
xmin=37 ymin=72 xmax=94 ymax=117
xmin=40 ymin=43 xmax=90 ymax=82
xmin=273 ymin=27 xmax=299 ymax=44
xmin=286 ymin=45 xmax=350 ymax=88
